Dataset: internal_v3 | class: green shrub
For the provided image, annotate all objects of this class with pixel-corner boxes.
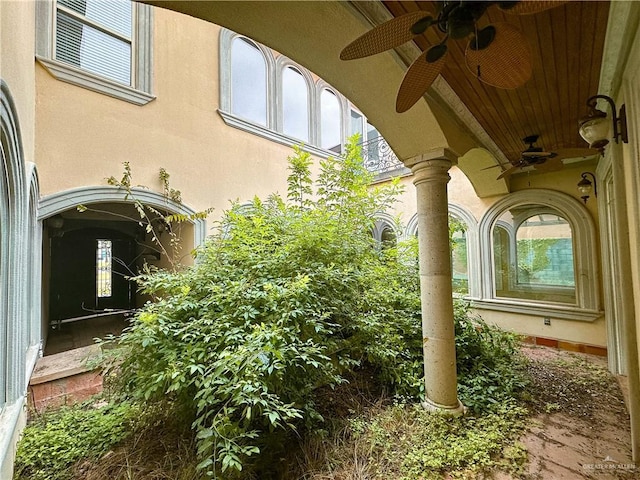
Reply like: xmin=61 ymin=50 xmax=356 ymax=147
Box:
xmin=115 ymin=139 xmax=411 ymax=478
xmin=14 ymin=401 xmax=137 ymax=480
xmin=111 ymin=139 xmax=528 ymax=477
xmin=454 ymin=302 xmax=529 ymax=412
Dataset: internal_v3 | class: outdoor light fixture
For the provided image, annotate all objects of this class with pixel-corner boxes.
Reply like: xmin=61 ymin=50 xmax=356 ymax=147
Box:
xmin=577 ymin=172 xmax=597 ymax=204
xmin=578 ymin=95 xmax=628 ymax=149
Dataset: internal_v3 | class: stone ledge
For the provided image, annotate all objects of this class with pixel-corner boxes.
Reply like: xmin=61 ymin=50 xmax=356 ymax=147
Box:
xmin=29 ymin=344 xmax=101 ymax=385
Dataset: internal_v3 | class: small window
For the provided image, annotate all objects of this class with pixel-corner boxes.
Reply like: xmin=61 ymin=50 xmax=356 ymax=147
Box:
xmin=381 ymin=226 xmax=397 ymax=249
xmin=55 ymin=0 xmax=133 ymax=85
xmin=36 ymin=0 xmax=153 ymax=104
xmin=231 ymin=38 xmax=267 ymax=125
xmin=320 ymin=89 xmax=342 ymax=153
xmin=282 ymin=67 xmax=309 ymax=141
xmin=96 ymin=239 xmax=112 ymax=298
xmin=366 ymin=122 xmax=379 ymax=143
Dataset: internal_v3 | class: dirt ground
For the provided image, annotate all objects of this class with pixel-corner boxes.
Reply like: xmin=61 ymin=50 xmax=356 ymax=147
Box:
xmin=509 ymin=346 xmax=636 ymax=480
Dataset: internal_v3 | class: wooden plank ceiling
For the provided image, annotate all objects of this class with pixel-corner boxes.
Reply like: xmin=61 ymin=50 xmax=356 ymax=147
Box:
xmin=381 ymin=0 xmax=609 ymax=164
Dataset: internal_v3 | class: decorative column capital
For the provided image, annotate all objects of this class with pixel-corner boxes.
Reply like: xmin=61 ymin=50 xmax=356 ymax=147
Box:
xmin=403 ymin=147 xmax=459 ymax=169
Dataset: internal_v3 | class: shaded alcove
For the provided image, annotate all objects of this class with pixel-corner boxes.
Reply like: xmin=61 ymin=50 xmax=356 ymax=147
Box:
xmin=41 ymin=202 xmax=178 ymax=355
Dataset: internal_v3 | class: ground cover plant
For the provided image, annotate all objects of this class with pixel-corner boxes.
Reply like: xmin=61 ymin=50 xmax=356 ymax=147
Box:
xmin=14 ymin=401 xmax=138 ymax=480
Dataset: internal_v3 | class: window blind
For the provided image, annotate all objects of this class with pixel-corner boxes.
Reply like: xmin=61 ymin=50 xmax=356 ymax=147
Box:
xmin=55 ymin=0 xmax=132 ymax=85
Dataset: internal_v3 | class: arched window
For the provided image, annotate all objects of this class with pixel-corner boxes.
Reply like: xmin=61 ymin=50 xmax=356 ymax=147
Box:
xmin=406 ymin=205 xmax=479 ymax=298
xmin=478 ymin=189 xmax=601 ymax=320
xmin=449 ymin=214 xmax=469 ymax=295
xmin=493 ymin=208 xmax=576 ymax=304
xmin=282 ymin=66 xmax=309 ymax=142
xmin=320 ymin=89 xmax=342 ymax=153
xmin=231 ymin=37 xmax=267 ymax=125
xmin=372 ymin=217 xmax=397 ymax=250
xmin=1 ymin=81 xmax=29 ymax=410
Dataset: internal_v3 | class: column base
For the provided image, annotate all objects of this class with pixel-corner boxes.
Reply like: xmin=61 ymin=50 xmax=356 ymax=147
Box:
xmin=421 ymin=397 xmax=467 ymax=416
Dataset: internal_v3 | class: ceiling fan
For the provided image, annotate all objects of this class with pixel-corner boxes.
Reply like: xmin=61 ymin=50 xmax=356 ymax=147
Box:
xmin=340 ymin=1 xmax=566 ymax=113
xmin=490 ymin=135 xmax=595 ymax=179
xmin=494 ymin=135 xmax=558 ymax=179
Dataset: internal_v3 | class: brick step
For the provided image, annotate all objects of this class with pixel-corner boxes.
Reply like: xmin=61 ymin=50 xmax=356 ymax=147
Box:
xmin=28 ymin=344 xmax=103 ymax=412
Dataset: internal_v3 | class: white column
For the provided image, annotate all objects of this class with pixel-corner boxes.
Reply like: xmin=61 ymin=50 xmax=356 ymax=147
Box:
xmin=406 ymin=149 xmax=464 ymax=414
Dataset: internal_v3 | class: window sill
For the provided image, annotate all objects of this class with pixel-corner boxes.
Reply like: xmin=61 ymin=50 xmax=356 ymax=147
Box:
xmin=471 ymin=298 xmax=603 ymax=322
xmin=218 ymin=109 xmax=342 ymax=159
xmin=36 ymin=57 xmax=155 ymax=106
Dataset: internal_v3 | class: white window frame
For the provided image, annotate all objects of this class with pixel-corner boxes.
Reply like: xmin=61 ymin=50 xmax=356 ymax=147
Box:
xmin=476 ymin=189 xmax=602 ymax=321
xmin=35 ymin=0 xmax=154 ymax=105
xmin=219 ymin=28 xmax=371 ymax=161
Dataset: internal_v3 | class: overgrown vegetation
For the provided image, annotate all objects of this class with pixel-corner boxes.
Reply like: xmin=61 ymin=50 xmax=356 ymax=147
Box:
xmin=455 ymin=302 xmax=529 ymax=412
xmin=317 ymin=402 xmax=528 ymax=479
xmin=16 ymin=140 xmax=532 ymax=479
xmin=14 ymin=401 xmax=138 ymax=480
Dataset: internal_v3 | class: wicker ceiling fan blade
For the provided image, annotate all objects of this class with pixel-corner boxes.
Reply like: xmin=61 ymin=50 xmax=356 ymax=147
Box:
xmin=499 ymin=1 xmax=568 ymax=16
xmin=396 ymin=47 xmax=447 ymax=113
xmin=340 ymin=11 xmax=434 ymax=60
xmin=480 ymin=163 xmax=505 ymax=171
xmin=465 ymin=22 xmax=532 ymax=89
xmin=534 ymin=156 xmax=564 ymax=172
xmin=496 ymin=164 xmax=522 ymax=180
xmin=553 ymin=148 xmax=600 ymax=160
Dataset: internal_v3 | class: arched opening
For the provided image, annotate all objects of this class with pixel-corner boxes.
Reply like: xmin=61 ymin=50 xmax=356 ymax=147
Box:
xmin=39 ymin=188 xmax=204 ymax=355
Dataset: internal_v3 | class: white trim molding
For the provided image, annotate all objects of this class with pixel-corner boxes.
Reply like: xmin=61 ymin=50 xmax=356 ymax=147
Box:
xmin=1 ymin=80 xmax=33 ymax=478
xmin=38 ymin=186 xmax=207 ymax=248
xmin=476 ymin=189 xmax=602 ymax=321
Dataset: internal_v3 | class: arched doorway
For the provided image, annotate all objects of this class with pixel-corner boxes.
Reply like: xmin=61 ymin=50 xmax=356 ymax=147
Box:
xmin=39 ymin=187 xmax=206 ymax=355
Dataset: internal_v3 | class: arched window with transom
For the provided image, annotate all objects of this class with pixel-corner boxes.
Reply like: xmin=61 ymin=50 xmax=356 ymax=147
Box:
xmin=478 ymin=189 xmax=601 ymax=320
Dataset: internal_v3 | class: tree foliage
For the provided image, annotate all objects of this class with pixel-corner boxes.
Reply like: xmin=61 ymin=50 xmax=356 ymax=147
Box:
xmin=115 ymin=140 xmax=421 ymax=477
xmin=112 ymin=139 xmax=527 ymax=477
